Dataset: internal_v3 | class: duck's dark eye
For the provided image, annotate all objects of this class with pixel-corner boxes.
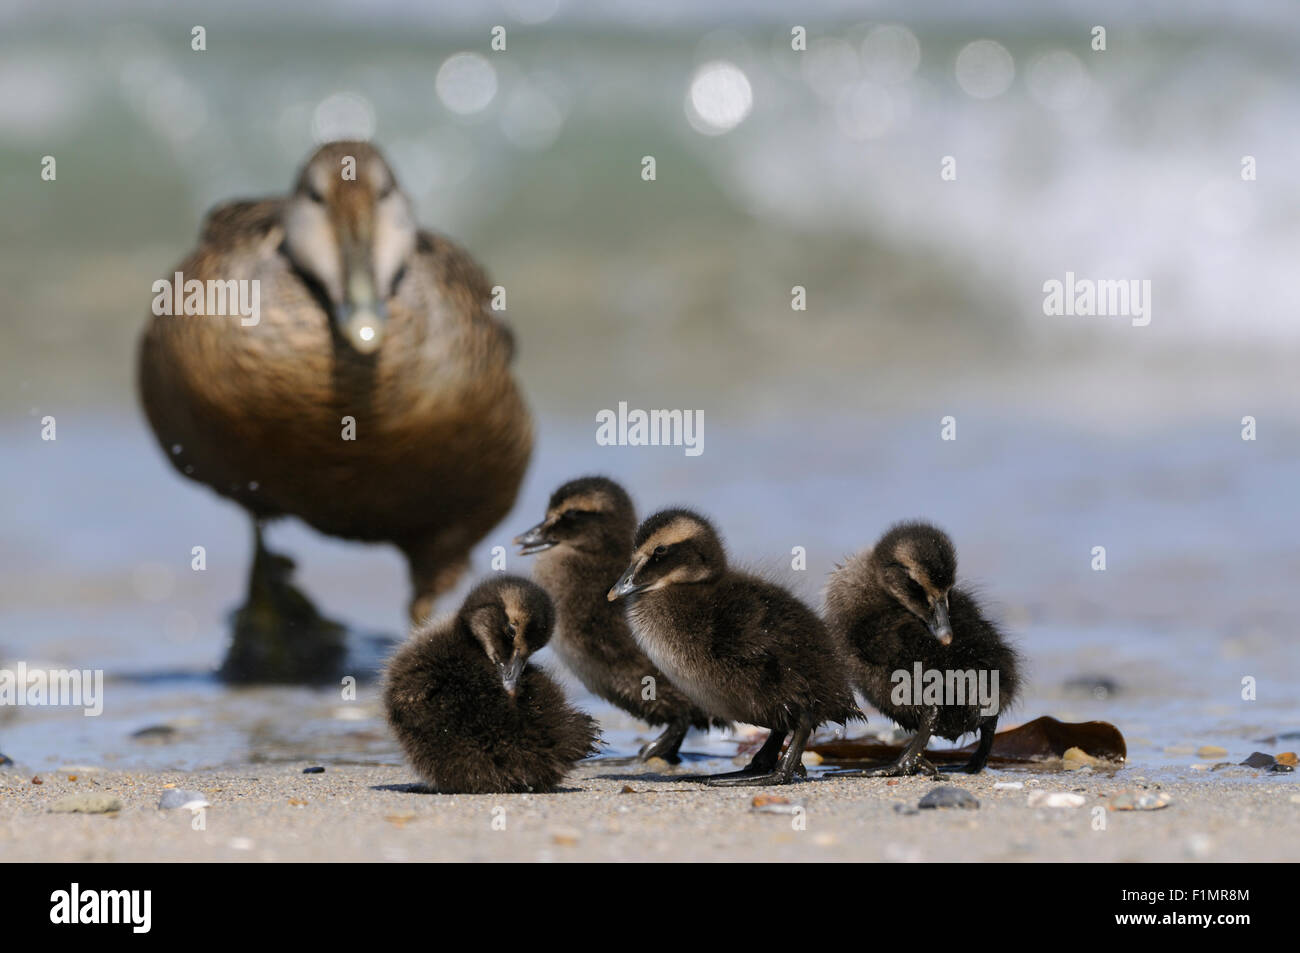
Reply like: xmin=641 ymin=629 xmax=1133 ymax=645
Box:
xmin=653 ymin=545 xmax=667 ymax=557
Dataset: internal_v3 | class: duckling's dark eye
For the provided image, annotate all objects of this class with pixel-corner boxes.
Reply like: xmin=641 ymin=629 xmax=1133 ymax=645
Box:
xmin=306 ymin=186 xmax=325 ymax=204
xmin=653 ymin=545 xmax=668 ymax=557
xmin=906 ymin=581 xmax=926 ymax=601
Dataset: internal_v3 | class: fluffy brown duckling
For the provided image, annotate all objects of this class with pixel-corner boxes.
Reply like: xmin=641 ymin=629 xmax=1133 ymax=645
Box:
xmin=384 ymin=576 xmax=599 ymax=793
xmin=138 ymin=140 xmax=531 ymax=682
xmin=824 ymin=522 xmax=1022 ymax=776
xmin=608 ymin=509 xmax=858 ymax=786
xmin=514 ymin=477 xmax=725 ymax=763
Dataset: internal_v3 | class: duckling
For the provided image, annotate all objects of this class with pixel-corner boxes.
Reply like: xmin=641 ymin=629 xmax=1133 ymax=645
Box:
xmin=384 ymin=576 xmax=600 ymax=793
xmin=138 ymin=140 xmax=531 ymax=682
xmin=824 ymin=522 xmax=1022 ymax=776
xmin=514 ymin=477 xmax=725 ymax=763
xmin=608 ymin=509 xmax=858 ymax=786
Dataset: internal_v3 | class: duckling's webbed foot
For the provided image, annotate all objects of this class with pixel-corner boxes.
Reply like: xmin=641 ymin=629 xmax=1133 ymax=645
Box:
xmin=678 ymin=727 xmax=786 ymax=782
xmin=704 ymin=724 xmax=811 ymax=787
xmin=221 ymin=521 xmax=347 ymax=683
xmin=948 ymin=716 xmax=997 ymax=774
xmin=851 ymin=753 xmax=941 ymax=778
xmin=835 ymin=706 xmax=940 ymax=779
xmin=638 ymin=721 xmax=690 ymax=764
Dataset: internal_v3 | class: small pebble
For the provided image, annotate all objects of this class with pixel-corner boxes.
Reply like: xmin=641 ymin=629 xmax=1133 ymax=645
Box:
xmin=303 ymin=766 xmax=325 ymax=774
xmin=893 ymin=803 xmax=919 ymax=816
xmin=131 ymin=724 xmax=176 ymax=740
xmin=1109 ymin=789 xmax=1172 ymax=811
xmin=1240 ymin=751 xmax=1277 ymax=769
xmin=287 ymin=798 xmax=308 ymax=807
xmin=1197 ymin=745 xmax=1228 ymax=759
xmin=1063 ymin=747 xmax=1101 ymax=769
xmin=642 ymin=757 xmax=671 ymax=772
xmin=158 ymin=789 xmax=209 ymax=811
xmin=31 ymin=776 xmax=42 ymax=785
xmin=552 ymin=829 xmax=581 ymax=847
xmin=619 ymin=785 xmax=637 ymax=794
xmin=993 ymin=781 xmax=1024 ymax=790
xmin=919 ymin=786 xmax=978 ymax=810
xmin=1027 ymin=791 xmax=1085 ymax=808
xmin=752 ymin=795 xmax=803 ymax=815
xmin=50 ymin=794 xmax=122 ymax=814
xmin=801 ymin=751 xmax=823 ymax=766
xmin=1276 ymin=751 xmax=1298 ymax=766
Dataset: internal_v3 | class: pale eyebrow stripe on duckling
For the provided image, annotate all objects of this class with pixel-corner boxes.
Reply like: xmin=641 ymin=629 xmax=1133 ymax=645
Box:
xmin=895 ymin=550 xmax=940 ymax=596
xmin=552 ymin=492 xmax=612 ymax=516
xmin=643 ymin=518 xmax=700 ymax=552
xmin=499 ymin=585 xmax=527 ymax=622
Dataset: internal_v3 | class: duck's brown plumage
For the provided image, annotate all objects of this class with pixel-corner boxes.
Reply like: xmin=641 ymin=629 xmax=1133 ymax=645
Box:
xmin=138 ymin=142 xmax=531 ymax=674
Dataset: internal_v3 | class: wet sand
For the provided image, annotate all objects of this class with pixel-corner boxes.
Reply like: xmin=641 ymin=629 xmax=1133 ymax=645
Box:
xmin=4 ymin=760 xmax=1296 ymax=863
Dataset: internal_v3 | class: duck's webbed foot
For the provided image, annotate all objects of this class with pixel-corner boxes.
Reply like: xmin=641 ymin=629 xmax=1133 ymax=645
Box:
xmin=221 ymin=522 xmax=347 ymax=683
xmin=833 ymin=706 xmax=941 ymax=779
xmin=679 ymin=727 xmax=787 ymax=782
xmin=844 ymin=753 xmax=941 ymax=778
xmin=401 ymin=533 xmax=472 ymax=626
xmin=704 ymin=723 xmax=812 ymax=787
xmin=638 ymin=721 xmax=689 ymax=764
xmin=944 ymin=716 xmax=997 ymax=774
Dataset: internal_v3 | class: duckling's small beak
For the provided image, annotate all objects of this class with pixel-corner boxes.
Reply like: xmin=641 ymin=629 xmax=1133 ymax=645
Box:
xmin=927 ymin=597 xmax=953 ymax=646
xmin=499 ymin=655 xmax=525 ymax=699
xmin=607 ymin=558 xmax=648 ymax=601
xmin=514 ymin=521 xmax=557 ymax=556
xmin=337 ymin=267 xmax=388 ymax=355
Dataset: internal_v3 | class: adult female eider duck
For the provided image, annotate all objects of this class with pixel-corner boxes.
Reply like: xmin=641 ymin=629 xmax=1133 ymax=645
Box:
xmin=514 ymin=477 xmax=726 ymax=763
xmin=384 ymin=576 xmax=600 ymax=793
xmin=824 ymin=522 xmax=1022 ymax=776
xmin=138 ymin=141 xmax=531 ymax=681
xmin=609 ymin=509 xmax=858 ymax=786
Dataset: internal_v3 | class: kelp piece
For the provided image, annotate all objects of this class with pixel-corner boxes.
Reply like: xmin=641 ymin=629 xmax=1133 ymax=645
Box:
xmin=806 ymin=716 xmax=1126 ymax=766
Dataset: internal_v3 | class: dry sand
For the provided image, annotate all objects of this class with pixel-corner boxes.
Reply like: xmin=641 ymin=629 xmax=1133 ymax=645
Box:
xmin=3 ymin=760 xmax=1297 ymax=862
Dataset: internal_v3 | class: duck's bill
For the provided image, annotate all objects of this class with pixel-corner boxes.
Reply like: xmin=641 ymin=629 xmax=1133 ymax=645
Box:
xmin=340 ymin=305 xmax=386 ymax=355
xmin=499 ymin=656 xmax=525 ymax=698
xmin=606 ymin=563 xmax=648 ymax=601
xmin=513 ymin=522 xmax=557 ymax=555
xmin=927 ymin=600 xmax=953 ymax=646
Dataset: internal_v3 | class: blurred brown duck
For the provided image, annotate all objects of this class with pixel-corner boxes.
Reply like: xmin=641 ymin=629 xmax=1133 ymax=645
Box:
xmin=138 ymin=141 xmax=532 ymax=682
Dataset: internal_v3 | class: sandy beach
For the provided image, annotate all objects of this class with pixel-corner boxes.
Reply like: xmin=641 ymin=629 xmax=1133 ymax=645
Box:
xmin=4 ymin=759 xmax=1297 ymax=863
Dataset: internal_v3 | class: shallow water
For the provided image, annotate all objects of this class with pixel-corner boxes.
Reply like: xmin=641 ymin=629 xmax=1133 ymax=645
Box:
xmin=1 ymin=3 xmax=1297 ymax=781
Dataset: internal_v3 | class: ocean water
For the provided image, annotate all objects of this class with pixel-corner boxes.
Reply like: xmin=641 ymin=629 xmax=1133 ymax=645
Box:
xmin=1 ymin=2 xmax=1297 ymax=776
